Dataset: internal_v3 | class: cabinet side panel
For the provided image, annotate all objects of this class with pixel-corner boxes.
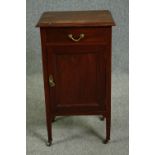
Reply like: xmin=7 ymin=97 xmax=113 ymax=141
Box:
xmin=40 ymin=28 xmax=52 ymax=119
xmin=105 ymin=27 xmax=112 ymax=115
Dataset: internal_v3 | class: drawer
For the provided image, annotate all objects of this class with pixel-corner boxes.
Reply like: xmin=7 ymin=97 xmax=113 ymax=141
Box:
xmin=45 ymin=27 xmax=110 ymax=44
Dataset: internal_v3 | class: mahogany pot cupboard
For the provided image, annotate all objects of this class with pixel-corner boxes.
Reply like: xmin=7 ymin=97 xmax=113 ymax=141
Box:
xmin=36 ymin=10 xmax=115 ymax=146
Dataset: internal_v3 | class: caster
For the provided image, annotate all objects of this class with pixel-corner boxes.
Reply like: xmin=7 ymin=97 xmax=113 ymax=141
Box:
xmin=103 ymin=139 xmax=110 ymax=144
xmin=46 ymin=141 xmax=52 ymax=146
xmin=100 ymin=116 xmax=105 ymax=121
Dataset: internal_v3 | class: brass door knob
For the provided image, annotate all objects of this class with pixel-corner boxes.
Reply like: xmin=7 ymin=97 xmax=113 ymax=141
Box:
xmin=49 ymin=75 xmax=55 ymax=87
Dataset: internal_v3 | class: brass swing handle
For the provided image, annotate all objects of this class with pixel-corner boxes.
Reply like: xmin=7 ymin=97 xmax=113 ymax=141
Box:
xmin=68 ymin=34 xmax=85 ymax=42
xmin=49 ymin=75 xmax=55 ymax=87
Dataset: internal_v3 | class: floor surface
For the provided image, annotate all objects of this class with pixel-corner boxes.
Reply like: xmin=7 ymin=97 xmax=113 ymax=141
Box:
xmin=26 ymin=72 xmax=129 ymax=155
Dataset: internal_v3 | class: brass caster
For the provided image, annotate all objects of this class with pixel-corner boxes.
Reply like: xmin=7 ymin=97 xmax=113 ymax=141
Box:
xmin=103 ymin=139 xmax=110 ymax=144
xmin=100 ymin=116 xmax=105 ymax=121
xmin=46 ymin=141 xmax=52 ymax=146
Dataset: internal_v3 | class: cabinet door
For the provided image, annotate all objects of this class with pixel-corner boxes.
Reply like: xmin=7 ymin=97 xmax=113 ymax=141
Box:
xmin=47 ymin=45 xmax=107 ymax=114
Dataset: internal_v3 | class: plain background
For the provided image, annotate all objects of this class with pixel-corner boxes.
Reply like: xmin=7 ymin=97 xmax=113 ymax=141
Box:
xmin=1 ymin=0 xmax=155 ymax=155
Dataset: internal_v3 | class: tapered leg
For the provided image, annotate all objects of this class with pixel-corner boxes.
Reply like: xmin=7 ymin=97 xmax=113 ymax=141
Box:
xmin=46 ymin=112 xmax=52 ymax=146
xmin=103 ymin=114 xmax=111 ymax=144
xmin=46 ymin=120 xmax=52 ymax=146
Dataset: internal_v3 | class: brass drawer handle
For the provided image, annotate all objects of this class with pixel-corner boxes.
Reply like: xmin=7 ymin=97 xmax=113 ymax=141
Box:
xmin=68 ymin=34 xmax=85 ymax=42
xmin=49 ymin=75 xmax=55 ymax=87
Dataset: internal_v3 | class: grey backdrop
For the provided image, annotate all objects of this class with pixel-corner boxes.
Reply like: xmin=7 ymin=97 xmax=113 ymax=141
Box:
xmin=27 ymin=0 xmax=129 ymax=155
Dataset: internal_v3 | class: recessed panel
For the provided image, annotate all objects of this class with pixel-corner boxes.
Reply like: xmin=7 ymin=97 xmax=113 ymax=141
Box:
xmin=55 ymin=52 xmax=98 ymax=106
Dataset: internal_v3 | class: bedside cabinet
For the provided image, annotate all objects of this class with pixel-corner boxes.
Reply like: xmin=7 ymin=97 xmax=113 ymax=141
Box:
xmin=36 ymin=10 xmax=115 ymax=146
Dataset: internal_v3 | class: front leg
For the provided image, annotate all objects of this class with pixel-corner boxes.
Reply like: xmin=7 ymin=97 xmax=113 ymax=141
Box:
xmin=103 ymin=113 xmax=111 ymax=144
xmin=44 ymin=102 xmax=52 ymax=146
xmin=52 ymin=115 xmax=56 ymax=122
xmin=46 ymin=113 xmax=52 ymax=146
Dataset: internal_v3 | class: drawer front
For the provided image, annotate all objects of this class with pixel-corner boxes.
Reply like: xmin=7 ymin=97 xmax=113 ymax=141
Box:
xmin=45 ymin=27 xmax=110 ymax=44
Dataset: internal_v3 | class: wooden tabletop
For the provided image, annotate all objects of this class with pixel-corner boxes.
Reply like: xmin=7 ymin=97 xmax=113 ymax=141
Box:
xmin=36 ymin=10 xmax=115 ymax=27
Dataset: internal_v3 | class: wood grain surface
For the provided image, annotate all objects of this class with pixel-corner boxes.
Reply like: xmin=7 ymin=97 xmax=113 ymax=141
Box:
xmin=36 ymin=10 xmax=115 ymax=27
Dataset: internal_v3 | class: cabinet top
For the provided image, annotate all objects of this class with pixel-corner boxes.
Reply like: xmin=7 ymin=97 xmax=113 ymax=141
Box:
xmin=36 ymin=10 xmax=115 ymax=27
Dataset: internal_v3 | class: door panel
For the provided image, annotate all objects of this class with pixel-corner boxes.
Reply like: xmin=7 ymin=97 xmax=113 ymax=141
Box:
xmin=56 ymin=52 xmax=98 ymax=106
xmin=47 ymin=45 xmax=107 ymax=113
